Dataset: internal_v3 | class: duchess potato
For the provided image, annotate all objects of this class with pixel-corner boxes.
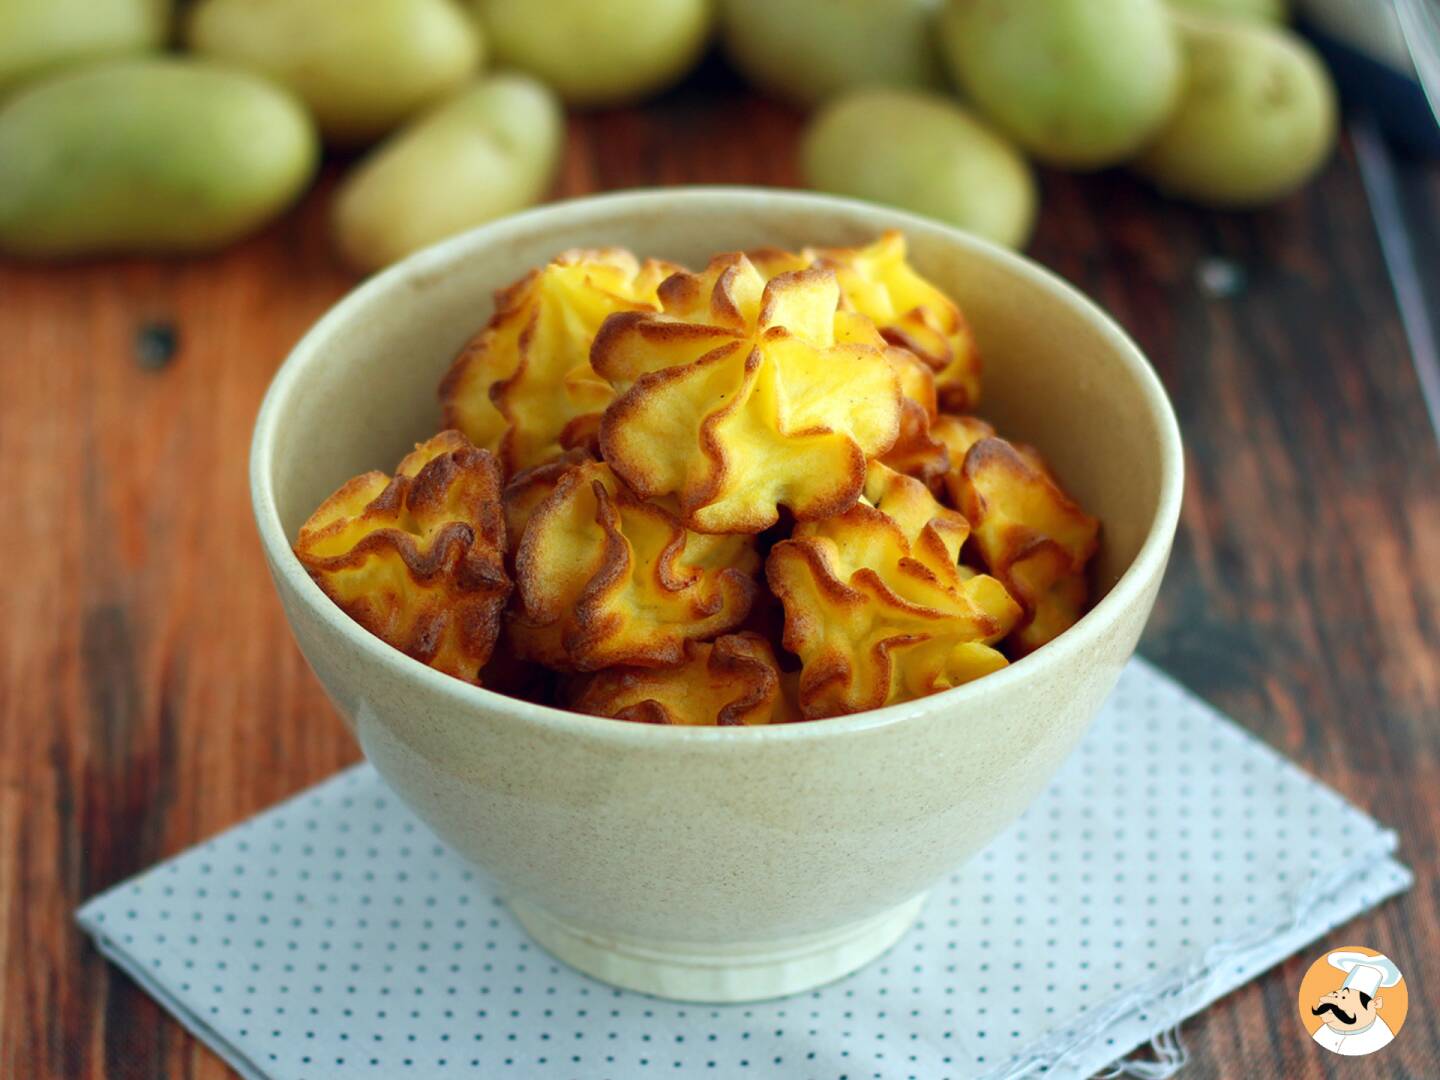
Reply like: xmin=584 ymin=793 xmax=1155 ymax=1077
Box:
xmin=294 ymin=432 xmax=512 ymax=683
xmin=1134 ymin=12 xmax=1336 ymax=207
xmin=766 ymin=461 xmax=1020 ymax=718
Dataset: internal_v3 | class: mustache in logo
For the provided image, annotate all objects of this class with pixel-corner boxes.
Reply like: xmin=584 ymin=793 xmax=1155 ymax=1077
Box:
xmin=1312 ymin=1002 xmax=1357 ymax=1025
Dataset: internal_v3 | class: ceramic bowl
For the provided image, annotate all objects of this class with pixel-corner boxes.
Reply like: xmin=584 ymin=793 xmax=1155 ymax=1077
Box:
xmin=250 ymin=188 xmax=1183 ymax=1002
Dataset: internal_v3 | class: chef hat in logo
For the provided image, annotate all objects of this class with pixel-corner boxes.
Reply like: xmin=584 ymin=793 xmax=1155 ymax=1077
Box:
xmin=1329 ymin=951 xmax=1402 ymax=996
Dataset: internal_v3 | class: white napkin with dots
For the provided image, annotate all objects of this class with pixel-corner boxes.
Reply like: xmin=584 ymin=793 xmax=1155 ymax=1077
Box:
xmin=77 ymin=658 xmax=1411 ymax=1080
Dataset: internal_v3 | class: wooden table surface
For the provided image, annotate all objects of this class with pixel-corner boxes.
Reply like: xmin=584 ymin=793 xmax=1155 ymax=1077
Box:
xmin=2 ymin=64 xmax=1437 ymax=1079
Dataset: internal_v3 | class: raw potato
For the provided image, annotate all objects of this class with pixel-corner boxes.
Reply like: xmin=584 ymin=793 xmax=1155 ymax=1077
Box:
xmin=1169 ymin=0 xmax=1286 ymax=20
xmin=0 ymin=59 xmax=318 ymax=257
xmin=186 ymin=0 xmax=483 ymax=146
xmin=473 ymin=0 xmax=711 ymax=107
xmin=333 ymin=75 xmax=564 ymax=272
xmin=938 ymin=0 xmax=1181 ymax=169
xmin=1134 ymin=13 xmax=1337 ymax=207
xmin=719 ymin=0 xmax=945 ymax=108
xmin=0 ymin=0 xmax=170 ymax=96
xmin=802 ymin=88 xmax=1036 ymax=249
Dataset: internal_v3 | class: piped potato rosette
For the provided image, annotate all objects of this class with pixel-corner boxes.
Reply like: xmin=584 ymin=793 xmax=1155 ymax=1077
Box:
xmin=878 ymin=348 xmax=950 ymax=487
xmin=750 ymin=231 xmax=982 ymax=411
xmin=593 ymin=252 xmax=903 ymax=534
xmin=767 ymin=462 xmax=1021 ymax=719
xmin=945 ymin=436 xmax=1100 ymax=656
xmin=440 ymin=248 xmax=680 ymax=476
xmin=294 ymin=431 xmax=512 ymax=682
xmin=509 ymin=460 xmax=759 ymax=671
xmin=745 ymin=234 xmax=981 ymax=484
xmin=568 ymin=632 xmax=794 ymax=726
xmin=808 ymin=231 xmax=983 ymax=412
xmin=499 ymin=446 xmax=596 ymax=559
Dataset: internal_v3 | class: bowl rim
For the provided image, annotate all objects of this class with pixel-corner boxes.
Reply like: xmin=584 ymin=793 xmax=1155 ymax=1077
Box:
xmin=251 ymin=186 xmax=1184 ymax=747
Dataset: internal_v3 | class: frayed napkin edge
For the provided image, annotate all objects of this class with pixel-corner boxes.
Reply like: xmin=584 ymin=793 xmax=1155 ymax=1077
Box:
xmin=998 ymin=837 xmax=1412 ymax=1079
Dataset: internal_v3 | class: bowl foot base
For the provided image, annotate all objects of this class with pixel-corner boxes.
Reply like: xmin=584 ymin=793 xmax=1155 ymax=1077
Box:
xmin=508 ymin=892 xmax=927 ymax=1003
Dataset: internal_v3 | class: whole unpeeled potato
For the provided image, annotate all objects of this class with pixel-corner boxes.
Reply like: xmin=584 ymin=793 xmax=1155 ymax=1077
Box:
xmin=1169 ymin=0 xmax=1286 ymax=20
xmin=0 ymin=59 xmax=318 ymax=257
xmin=333 ymin=75 xmax=564 ymax=272
xmin=802 ymin=88 xmax=1036 ymax=249
xmin=719 ymin=0 xmax=945 ymax=108
xmin=473 ymin=0 xmax=711 ymax=107
xmin=186 ymin=0 xmax=483 ymax=145
xmin=1134 ymin=13 xmax=1336 ymax=206
xmin=0 ymin=0 xmax=170 ymax=96
xmin=938 ymin=0 xmax=1181 ymax=169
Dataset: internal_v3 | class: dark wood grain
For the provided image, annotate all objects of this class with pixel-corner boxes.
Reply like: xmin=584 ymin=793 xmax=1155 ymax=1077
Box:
xmin=1033 ymin=151 xmax=1440 ymax=1080
xmin=1 ymin=61 xmax=1436 ymax=1079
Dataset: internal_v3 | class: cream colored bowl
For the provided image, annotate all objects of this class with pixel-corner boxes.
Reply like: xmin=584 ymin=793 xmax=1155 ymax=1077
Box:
xmin=251 ymin=188 xmax=1183 ymax=1002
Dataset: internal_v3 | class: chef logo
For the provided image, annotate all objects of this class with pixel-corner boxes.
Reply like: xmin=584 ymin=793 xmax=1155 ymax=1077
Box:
xmin=1297 ymin=945 xmax=1408 ymax=1057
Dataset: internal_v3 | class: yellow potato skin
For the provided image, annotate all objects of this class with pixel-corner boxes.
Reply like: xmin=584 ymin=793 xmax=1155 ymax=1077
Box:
xmin=332 ymin=74 xmax=564 ymax=272
xmin=186 ymin=0 xmax=483 ymax=146
xmin=473 ymin=0 xmax=712 ymax=107
xmin=719 ymin=0 xmax=945 ymax=108
xmin=1134 ymin=13 xmax=1336 ymax=207
xmin=0 ymin=0 xmax=170 ymax=97
xmin=0 ymin=58 xmax=318 ymax=257
xmin=1168 ymin=0 xmax=1286 ymax=21
xmin=938 ymin=0 xmax=1181 ymax=169
xmin=802 ymin=89 xmax=1036 ymax=250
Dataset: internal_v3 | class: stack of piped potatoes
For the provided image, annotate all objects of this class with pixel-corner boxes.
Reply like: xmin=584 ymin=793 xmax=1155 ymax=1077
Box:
xmin=294 ymin=234 xmax=1102 ymax=725
xmin=0 ymin=0 xmax=1336 ymax=268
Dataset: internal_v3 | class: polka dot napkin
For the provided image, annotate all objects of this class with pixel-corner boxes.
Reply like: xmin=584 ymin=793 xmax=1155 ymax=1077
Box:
xmin=77 ymin=659 xmax=1411 ymax=1080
